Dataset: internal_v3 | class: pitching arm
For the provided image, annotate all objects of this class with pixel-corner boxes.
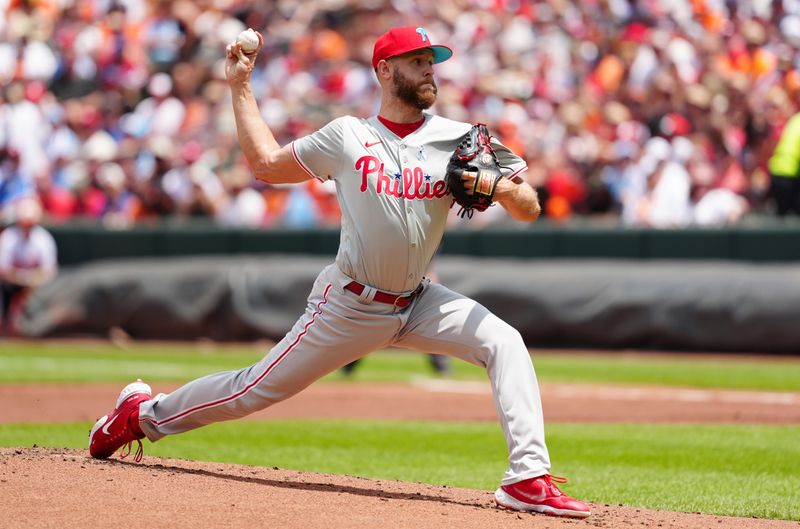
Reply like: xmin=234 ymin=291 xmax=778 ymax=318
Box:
xmin=226 ymin=32 xmax=310 ymax=185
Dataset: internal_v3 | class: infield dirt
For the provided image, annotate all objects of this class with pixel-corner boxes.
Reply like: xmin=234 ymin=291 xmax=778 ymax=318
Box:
xmin=2 ymin=381 xmax=799 ymax=529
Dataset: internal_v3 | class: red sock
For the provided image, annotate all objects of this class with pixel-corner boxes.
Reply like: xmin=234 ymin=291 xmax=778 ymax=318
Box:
xmin=129 ymin=408 xmax=145 ymax=437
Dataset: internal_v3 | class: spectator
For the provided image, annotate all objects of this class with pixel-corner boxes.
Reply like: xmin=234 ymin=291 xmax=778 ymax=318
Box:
xmin=693 ymin=188 xmax=750 ymax=226
xmin=0 ymin=147 xmax=34 ymax=223
xmin=217 ymin=166 xmax=267 ymax=227
xmin=0 ymin=198 xmax=58 ymax=336
xmin=5 ymin=1 xmax=800 ymax=227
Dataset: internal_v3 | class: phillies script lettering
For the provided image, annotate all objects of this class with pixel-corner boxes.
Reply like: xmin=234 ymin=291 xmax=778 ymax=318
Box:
xmin=357 ymin=155 xmax=449 ymax=199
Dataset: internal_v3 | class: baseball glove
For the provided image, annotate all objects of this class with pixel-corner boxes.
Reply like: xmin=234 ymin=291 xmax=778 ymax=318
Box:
xmin=445 ymin=124 xmax=503 ymax=218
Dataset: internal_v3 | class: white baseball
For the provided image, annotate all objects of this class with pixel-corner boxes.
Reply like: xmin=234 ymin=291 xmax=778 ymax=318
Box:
xmin=236 ymin=28 xmax=260 ymax=53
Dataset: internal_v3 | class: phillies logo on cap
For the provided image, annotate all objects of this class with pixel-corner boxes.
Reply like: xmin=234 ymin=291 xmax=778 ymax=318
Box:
xmin=372 ymin=26 xmax=453 ymax=69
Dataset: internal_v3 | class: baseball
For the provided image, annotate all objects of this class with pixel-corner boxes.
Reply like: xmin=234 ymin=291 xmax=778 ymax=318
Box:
xmin=236 ymin=28 xmax=260 ymax=53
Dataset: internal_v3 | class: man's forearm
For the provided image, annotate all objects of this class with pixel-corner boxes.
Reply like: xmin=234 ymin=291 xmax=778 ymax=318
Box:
xmin=495 ymin=179 xmax=542 ymax=222
xmin=230 ymin=82 xmax=280 ymax=176
xmin=5 ymin=268 xmax=53 ymax=287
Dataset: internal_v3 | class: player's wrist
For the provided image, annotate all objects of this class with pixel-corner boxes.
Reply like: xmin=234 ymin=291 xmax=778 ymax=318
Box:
xmin=491 ymin=177 xmax=515 ymax=200
xmin=228 ymin=77 xmax=253 ymax=90
xmin=228 ymin=81 xmax=257 ymax=104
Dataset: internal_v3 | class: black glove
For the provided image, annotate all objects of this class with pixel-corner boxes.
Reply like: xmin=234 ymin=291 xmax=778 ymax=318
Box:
xmin=445 ymin=124 xmax=503 ymax=218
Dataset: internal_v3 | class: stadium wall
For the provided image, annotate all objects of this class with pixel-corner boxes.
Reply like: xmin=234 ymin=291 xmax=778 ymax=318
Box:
xmin=47 ymin=222 xmax=800 ymax=265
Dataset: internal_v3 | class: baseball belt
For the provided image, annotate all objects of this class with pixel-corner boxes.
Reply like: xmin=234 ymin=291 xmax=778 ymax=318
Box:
xmin=344 ymin=281 xmax=424 ymax=308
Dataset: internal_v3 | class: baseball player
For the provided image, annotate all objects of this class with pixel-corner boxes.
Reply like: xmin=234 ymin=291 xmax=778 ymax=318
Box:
xmin=89 ymin=26 xmax=590 ymax=518
xmin=0 ymin=198 xmax=58 ymax=336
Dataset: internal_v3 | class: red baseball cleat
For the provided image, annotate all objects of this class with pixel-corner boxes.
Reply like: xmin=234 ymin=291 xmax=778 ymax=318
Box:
xmin=495 ymin=474 xmax=591 ymax=518
xmin=89 ymin=380 xmax=151 ymax=462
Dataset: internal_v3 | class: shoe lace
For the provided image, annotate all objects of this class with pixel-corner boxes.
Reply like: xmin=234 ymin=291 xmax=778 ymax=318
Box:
xmin=543 ymin=475 xmax=568 ymax=496
xmin=118 ymin=440 xmax=144 ymax=463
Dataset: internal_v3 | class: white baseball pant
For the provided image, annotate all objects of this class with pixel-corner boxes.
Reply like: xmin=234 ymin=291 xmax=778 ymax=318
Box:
xmin=138 ymin=263 xmax=550 ymax=484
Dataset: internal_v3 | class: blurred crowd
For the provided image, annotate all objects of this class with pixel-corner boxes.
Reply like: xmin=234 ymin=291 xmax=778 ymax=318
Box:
xmin=2 ymin=0 xmax=800 ymax=229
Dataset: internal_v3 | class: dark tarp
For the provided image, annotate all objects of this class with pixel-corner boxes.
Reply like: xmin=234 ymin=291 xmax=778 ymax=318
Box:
xmin=19 ymin=255 xmax=800 ymax=353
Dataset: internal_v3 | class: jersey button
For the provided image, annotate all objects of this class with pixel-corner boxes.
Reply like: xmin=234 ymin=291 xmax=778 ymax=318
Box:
xmin=411 ymin=243 xmax=417 ymax=248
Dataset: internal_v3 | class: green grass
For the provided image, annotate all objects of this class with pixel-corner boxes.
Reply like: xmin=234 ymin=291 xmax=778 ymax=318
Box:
xmin=0 ymin=341 xmax=264 ymax=383
xmin=532 ymin=353 xmax=800 ymax=391
xmin=2 ymin=341 xmax=800 ymax=391
xmin=2 ymin=421 xmax=798 ymax=520
xmin=3 ymin=342 xmax=800 ymax=520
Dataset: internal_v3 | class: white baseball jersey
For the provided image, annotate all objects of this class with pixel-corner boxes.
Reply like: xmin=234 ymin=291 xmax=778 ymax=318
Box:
xmin=138 ymin=113 xmax=552 ymax=489
xmin=291 ymin=113 xmax=527 ymax=293
xmin=0 ymin=225 xmax=58 ymax=283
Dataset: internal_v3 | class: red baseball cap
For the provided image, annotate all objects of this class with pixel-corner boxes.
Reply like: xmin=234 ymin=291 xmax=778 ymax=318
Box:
xmin=372 ymin=26 xmax=453 ymax=69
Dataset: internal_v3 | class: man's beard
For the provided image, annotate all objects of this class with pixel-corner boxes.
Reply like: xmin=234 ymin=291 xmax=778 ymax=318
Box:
xmin=392 ymin=70 xmax=437 ymax=110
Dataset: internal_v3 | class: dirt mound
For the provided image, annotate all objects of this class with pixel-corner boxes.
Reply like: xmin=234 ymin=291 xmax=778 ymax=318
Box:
xmin=3 ymin=376 xmax=799 ymax=527
xmin=2 ymin=448 xmax=796 ymax=529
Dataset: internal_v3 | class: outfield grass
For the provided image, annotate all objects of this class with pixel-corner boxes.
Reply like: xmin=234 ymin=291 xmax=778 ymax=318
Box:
xmin=0 ymin=341 xmax=263 ymax=383
xmin=2 ymin=341 xmax=800 ymax=391
xmin=3 ymin=341 xmax=800 ymax=520
xmin=1 ymin=420 xmax=798 ymax=521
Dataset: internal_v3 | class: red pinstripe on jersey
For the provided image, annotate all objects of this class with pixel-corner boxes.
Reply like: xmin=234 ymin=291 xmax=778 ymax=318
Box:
xmin=508 ymin=166 xmax=529 ymax=180
xmin=152 ymin=283 xmax=333 ymax=426
xmin=291 ymin=141 xmax=326 ymax=182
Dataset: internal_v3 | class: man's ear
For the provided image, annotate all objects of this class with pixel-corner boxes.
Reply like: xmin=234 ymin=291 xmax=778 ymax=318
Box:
xmin=376 ymin=60 xmax=393 ymax=81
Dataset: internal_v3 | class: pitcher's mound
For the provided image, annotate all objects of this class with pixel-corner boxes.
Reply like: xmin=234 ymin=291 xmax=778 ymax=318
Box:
xmin=1 ymin=447 xmax=796 ymax=529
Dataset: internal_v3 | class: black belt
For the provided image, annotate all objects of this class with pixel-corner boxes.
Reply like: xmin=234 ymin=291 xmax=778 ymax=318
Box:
xmin=344 ymin=281 xmax=423 ymax=308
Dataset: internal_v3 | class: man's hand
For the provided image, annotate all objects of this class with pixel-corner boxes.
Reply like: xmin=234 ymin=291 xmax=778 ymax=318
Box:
xmin=225 ymin=30 xmax=263 ymax=86
xmin=459 ymin=171 xmax=515 ymax=197
xmin=458 ymin=170 xmax=538 ymax=220
xmin=445 ymin=124 xmax=504 ymax=218
xmin=459 ymin=170 xmax=478 ymax=195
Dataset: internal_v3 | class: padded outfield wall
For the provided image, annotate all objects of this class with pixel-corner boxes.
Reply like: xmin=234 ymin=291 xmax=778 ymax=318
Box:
xmin=19 ymin=222 xmax=800 ymax=353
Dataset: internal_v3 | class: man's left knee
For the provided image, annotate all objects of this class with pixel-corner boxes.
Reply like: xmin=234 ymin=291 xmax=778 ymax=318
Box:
xmin=491 ymin=323 xmax=525 ymax=350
